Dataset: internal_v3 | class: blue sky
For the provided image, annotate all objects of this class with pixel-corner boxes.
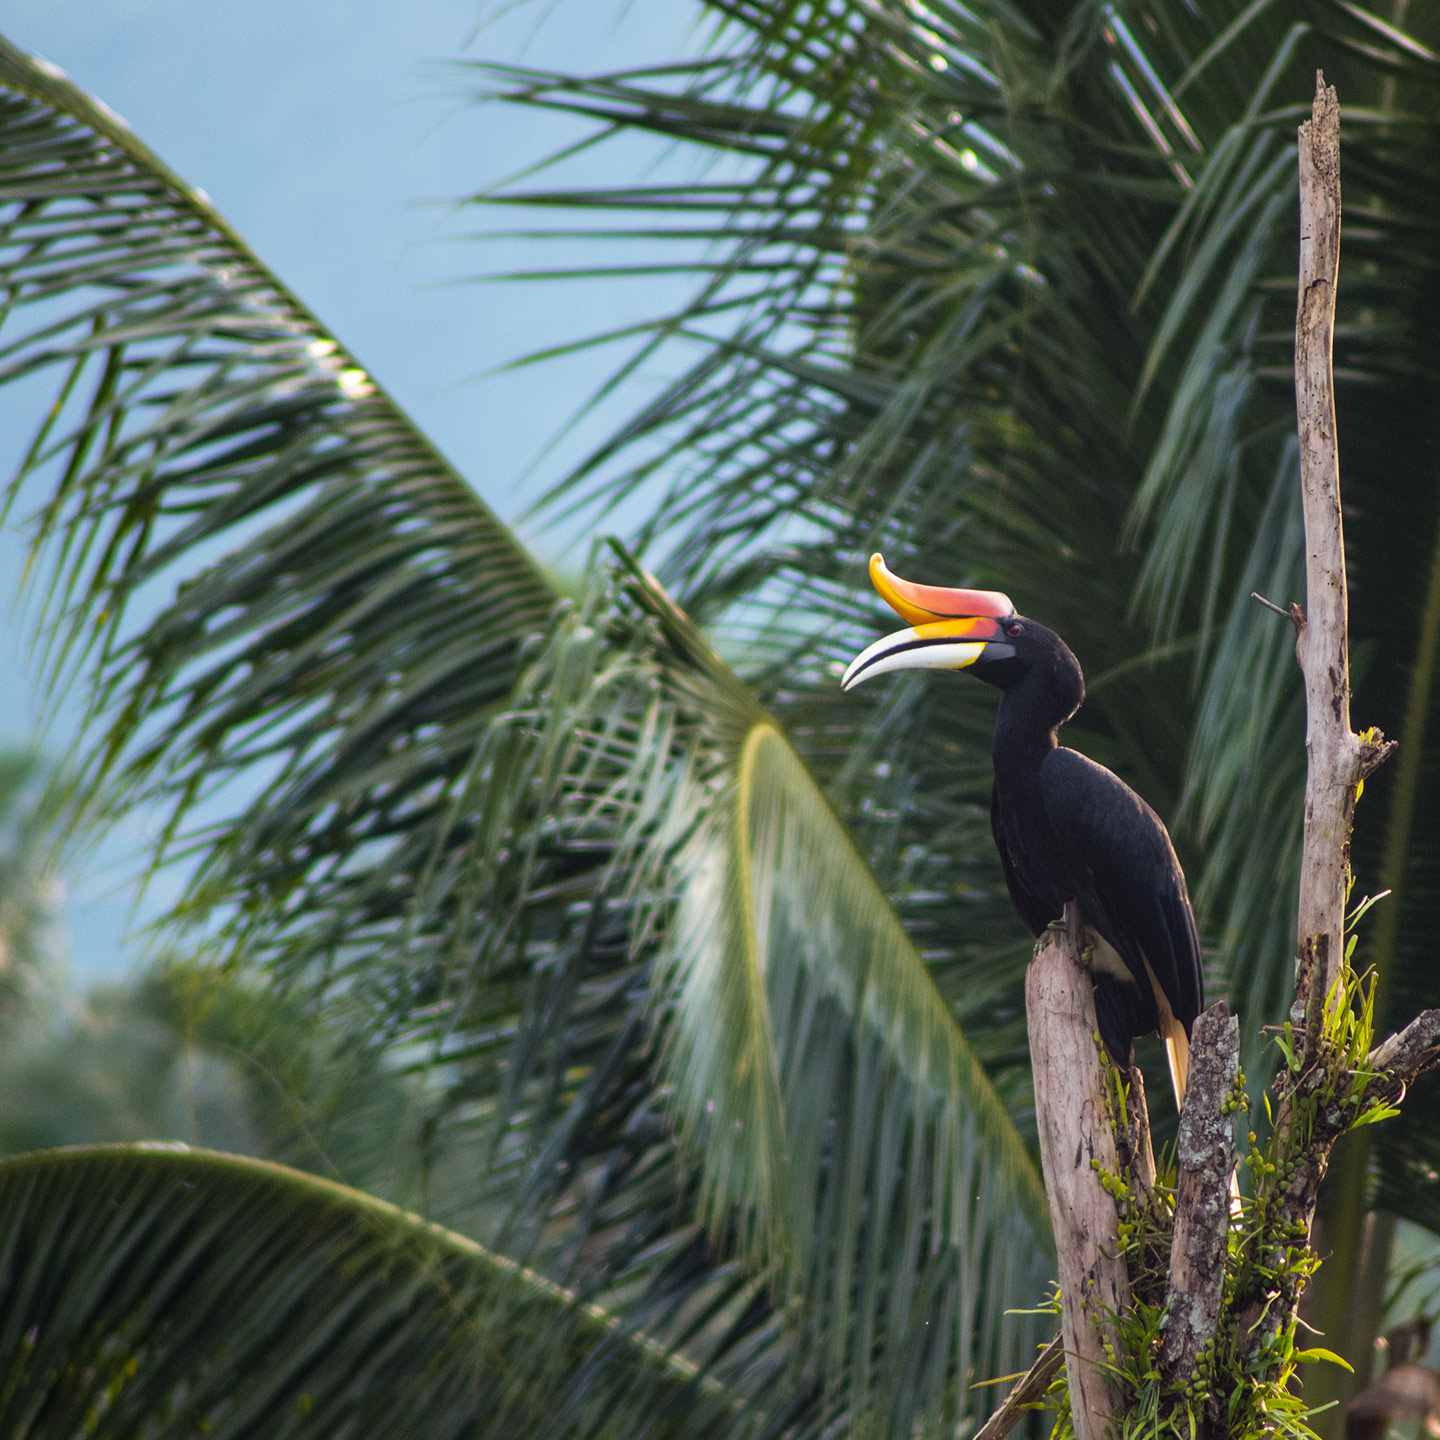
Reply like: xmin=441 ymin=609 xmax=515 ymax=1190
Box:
xmin=1 ymin=0 xmax=705 ymax=981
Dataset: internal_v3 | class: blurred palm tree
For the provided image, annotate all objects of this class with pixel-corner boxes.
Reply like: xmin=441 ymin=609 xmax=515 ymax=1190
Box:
xmin=0 ymin=30 xmax=1048 ymax=1438
xmin=0 ymin=0 xmax=1437 ymax=1433
xmin=0 ymin=749 xmax=62 ymax=1018
xmin=0 ymin=964 xmax=427 ymax=1187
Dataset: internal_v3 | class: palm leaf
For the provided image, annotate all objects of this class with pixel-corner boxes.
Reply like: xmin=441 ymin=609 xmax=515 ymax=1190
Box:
xmin=0 ymin=1143 xmax=731 ymax=1439
xmin=369 ymin=557 xmax=1056 ymax=1435
xmin=0 ymin=34 xmax=1055 ymax=1438
xmin=0 ymin=33 xmax=557 ymax=834
xmin=469 ymin=0 xmax=1440 ymax=1119
xmin=623 ymin=560 xmax=1055 ymax=1430
xmin=460 ymin=0 xmax=1440 ymax=1398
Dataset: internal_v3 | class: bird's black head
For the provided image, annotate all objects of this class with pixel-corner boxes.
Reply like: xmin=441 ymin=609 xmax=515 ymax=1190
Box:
xmin=841 ymin=555 xmax=1085 ymax=728
xmin=968 ymin=614 xmax=1085 ymax=724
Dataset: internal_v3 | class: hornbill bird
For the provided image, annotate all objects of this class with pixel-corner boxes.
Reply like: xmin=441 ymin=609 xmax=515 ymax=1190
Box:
xmin=842 ymin=554 xmax=1203 ymax=1107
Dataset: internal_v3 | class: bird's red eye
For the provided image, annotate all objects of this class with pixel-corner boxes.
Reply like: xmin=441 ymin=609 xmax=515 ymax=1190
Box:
xmin=1006 ymin=622 xmax=1022 ymax=637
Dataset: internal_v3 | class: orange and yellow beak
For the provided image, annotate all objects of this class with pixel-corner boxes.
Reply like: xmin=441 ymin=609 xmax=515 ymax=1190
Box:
xmin=841 ymin=554 xmax=1016 ymax=691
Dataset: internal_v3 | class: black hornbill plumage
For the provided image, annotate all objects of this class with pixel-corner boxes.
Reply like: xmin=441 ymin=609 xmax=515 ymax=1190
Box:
xmin=843 ymin=555 xmax=1203 ymax=1106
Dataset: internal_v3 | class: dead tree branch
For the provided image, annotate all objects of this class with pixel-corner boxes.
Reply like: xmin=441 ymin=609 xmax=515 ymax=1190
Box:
xmin=972 ymin=1334 xmax=1066 ymax=1440
xmin=1292 ymin=73 xmax=1394 ymax=1001
xmin=1367 ymin=1009 xmax=1440 ymax=1099
xmin=1233 ymin=74 xmax=1363 ymax=1365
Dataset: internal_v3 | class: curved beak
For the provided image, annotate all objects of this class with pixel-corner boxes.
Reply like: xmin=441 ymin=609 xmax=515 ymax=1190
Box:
xmin=842 ymin=554 xmax=1017 ymax=692
xmin=868 ymin=553 xmax=1014 ymax=623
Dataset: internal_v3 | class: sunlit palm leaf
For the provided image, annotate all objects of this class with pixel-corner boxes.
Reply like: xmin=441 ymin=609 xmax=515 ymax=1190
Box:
xmin=396 ymin=561 xmax=1056 ymax=1435
xmin=0 ymin=1144 xmax=731 ymax=1439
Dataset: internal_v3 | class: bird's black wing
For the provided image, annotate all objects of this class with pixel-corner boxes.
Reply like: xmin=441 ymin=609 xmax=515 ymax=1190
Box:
xmin=991 ymin=783 xmax=1060 ymax=937
xmin=1038 ymin=747 xmax=1203 ymax=1037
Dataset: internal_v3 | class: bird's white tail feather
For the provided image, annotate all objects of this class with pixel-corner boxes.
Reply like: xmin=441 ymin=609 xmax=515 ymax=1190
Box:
xmin=1163 ymin=1016 xmax=1189 ymax=1111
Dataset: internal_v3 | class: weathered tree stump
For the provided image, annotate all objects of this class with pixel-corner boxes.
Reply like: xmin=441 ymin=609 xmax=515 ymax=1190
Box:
xmin=1027 ymin=914 xmax=1129 ymax=1440
xmin=1163 ymin=1003 xmax=1237 ymax=1381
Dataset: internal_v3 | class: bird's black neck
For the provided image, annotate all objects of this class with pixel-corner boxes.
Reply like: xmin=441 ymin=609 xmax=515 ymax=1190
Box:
xmin=974 ymin=618 xmax=1084 ymax=781
xmin=992 ymin=680 xmax=1062 ymax=776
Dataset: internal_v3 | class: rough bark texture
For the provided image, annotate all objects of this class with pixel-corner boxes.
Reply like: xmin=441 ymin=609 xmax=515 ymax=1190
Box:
xmin=1027 ymin=916 xmax=1129 ymax=1440
xmin=1163 ymin=1003 xmax=1238 ymax=1379
xmin=1291 ymin=932 xmax=1330 ymax=1069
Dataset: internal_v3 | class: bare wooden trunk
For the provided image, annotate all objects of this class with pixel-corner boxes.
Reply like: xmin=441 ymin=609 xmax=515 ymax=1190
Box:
xmin=1026 ymin=918 xmax=1128 ymax=1440
xmin=1292 ymin=76 xmax=1356 ymax=1007
xmin=1291 ymin=74 xmax=1392 ymax=995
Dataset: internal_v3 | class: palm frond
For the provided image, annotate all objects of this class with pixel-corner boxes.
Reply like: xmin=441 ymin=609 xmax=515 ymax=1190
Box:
xmin=467 ymin=0 xmax=1440 ymax=1167
xmin=365 ymin=556 xmax=1056 ymax=1435
xmin=0 ymin=1144 xmax=731 ymax=1439
xmin=0 ymin=34 xmax=557 ymax=835
xmin=624 ymin=561 xmax=1055 ymax=1428
xmin=0 ymin=36 xmax=1057 ymax=1438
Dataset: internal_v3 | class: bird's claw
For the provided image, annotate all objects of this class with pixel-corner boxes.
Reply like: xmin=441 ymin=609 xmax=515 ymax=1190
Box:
xmin=1043 ymin=917 xmax=1094 ymax=966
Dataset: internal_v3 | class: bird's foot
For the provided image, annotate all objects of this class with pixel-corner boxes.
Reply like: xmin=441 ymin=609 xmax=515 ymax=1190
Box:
xmin=1044 ymin=916 xmax=1094 ymax=966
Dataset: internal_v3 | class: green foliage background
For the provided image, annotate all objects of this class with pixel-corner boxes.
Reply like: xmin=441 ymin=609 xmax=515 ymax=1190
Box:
xmin=0 ymin=0 xmax=1438 ymax=1433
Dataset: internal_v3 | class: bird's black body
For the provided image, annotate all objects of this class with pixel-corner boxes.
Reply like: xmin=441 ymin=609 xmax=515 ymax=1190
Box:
xmin=974 ymin=619 xmax=1203 ymax=1075
xmin=841 ymin=554 xmax=1204 ymax=1094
